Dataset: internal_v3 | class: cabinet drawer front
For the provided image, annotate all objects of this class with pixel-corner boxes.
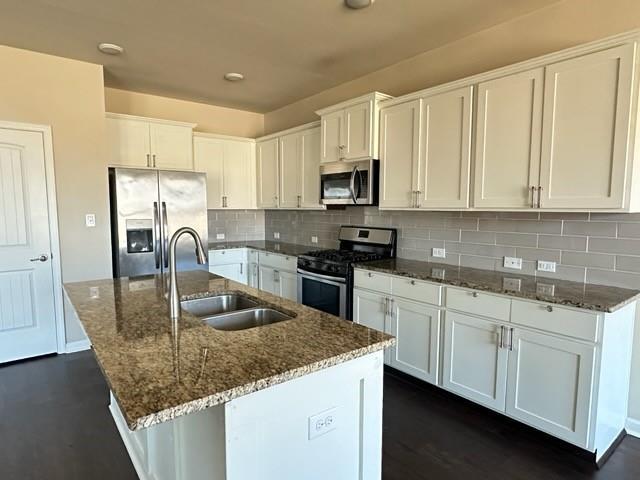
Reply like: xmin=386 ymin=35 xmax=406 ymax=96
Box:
xmin=208 ymin=248 xmax=246 ymax=265
xmin=446 ymin=288 xmax=511 ymax=321
xmin=391 ymin=276 xmax=442 ymax=306
xmin=258 ymin=251 xmax=297 ymax=271
xmin=353 ymin=269 xmax=392 ymax=294
xmin=511 ymin=300 xmax=599 ymax=342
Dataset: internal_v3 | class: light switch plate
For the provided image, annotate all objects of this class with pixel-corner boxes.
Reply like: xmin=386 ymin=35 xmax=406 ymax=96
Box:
xmin=311 ymin=236 xmax=318 ymax=244
xmin=85 ymin=214 xmax=96 ymax=227
xmin=432 ymin=248 xmax=446 ymax=258
xmin=537 ymin=260 xmax=557 ymax=273
xmin=216 ymin=233 xmax=225 ymax=240
xmin=503 ymin=257 xmax=522 ymax=270
xmin=308 ymin=407 xmax=338 ymax=440
xmin=273 ymin=232 xmax=280 ymax=239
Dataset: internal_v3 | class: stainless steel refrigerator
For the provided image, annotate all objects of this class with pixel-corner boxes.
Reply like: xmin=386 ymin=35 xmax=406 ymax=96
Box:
xmin=109 ymin=167 xmax=208 ymax=278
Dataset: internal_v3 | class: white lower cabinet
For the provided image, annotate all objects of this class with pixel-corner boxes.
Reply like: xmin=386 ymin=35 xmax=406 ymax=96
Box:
xmin=209 ymin=263 xmax=246 ymax=284
xmin=258 ymin=265 xmax=278 ymax=296
xmin=208 ymin=248 xmax=248 ymax=284
xmin=441 ymin=311 xmax=508 ymax=412
xmin=505 ymin=329 xmax=595 ymax=446
xmin=388 ymin=298 xmax=441 ymax=384
xmin=257 ymin=263 xmax=297 ymax=301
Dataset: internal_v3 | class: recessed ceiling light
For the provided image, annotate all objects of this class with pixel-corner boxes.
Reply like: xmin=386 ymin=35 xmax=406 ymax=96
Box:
xmin=98 ymin=43 xmax=124 ymax=55
xmin=224 ymin=72 xmax=244 ymax=82
xmin=344 ymin=0 xmax=374 ymax=9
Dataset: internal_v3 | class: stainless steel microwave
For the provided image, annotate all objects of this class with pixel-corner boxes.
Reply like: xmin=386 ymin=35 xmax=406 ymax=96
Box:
xmin=320 ymin=159 xmax=378 ymax=206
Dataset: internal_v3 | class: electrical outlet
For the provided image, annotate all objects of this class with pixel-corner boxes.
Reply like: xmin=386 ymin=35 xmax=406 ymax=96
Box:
xmin=503 ymin=256 xmax=522 ymax=270
xmin=432 ymin=248 xmax=446 ymax=258
xmin=311 ymin=236 xmax=318 ymax=244
xmin=503 ymin=277 xmax=522 ymax=292
xmin=536 ymin=283 xmax=556 ymax=297
xmin=216 ymin=233 xmax=225 ymax=240
xmin=273 ymin=232 xmax=280 ymax=239
xmin=308 ymin=407 xmax=338 ymax=440
xmin=537 ymin=260 xmax=557 ymax=273
xmin=431 ymin=268 xmax=445 ymax=280
xmin=85 ymin=214 xmax=96 ymax=227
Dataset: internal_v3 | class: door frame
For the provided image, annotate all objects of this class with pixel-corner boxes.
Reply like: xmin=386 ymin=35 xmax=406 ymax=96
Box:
xmin=0 ymin=120 xmax=66 ymax=353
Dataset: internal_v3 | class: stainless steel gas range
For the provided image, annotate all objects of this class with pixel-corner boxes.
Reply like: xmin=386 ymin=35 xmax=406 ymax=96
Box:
xmin=297 ymin=226 xmax=397 ymax=320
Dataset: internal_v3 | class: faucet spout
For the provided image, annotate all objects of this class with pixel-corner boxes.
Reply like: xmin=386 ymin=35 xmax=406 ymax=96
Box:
xmin=168 ymin=227 xmax=208 ymax=321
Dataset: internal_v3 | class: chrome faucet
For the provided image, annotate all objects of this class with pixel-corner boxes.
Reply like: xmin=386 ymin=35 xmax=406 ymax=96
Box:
xmin=168 ymin=227 xmax=207 ymax=321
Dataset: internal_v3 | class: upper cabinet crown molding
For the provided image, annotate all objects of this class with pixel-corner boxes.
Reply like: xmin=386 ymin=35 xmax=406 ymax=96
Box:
xmin=256 ymin=121 xmax=321 ymax=143
xmin=106 ymin=112 xmax=197 ymax=129
xmin=314 ymin=92 xmax=393 ymax=116
xmin=193 ymin=131 xmax=256 ymax=143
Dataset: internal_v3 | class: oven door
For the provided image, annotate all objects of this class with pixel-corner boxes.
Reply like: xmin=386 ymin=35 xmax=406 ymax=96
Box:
xmin=297 ymin=269 xmax=347 ymax=319
xmin=320 ymin=159 xmax=376 ymax=205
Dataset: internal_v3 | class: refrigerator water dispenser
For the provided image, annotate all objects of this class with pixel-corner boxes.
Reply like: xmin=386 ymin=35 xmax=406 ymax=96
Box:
xmin=126 ymin=219 xmax=153 ymax=253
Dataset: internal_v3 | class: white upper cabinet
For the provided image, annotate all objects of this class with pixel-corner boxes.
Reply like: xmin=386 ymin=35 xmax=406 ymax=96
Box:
xmin=106 ymin=113 xmax=195 ymax=170
xmin=257 ymin=123 xmax=324 ymax=210
xmin=256 ymin=138 xmax=279 ymax=208
xmin=539 ymin=44 xmax=635 ymax=209
xmin=473 ymin=69 xmax=544 ymax=209
xmin=379 ymin=100 xmax=421 ymax=209
xmin=194 ymin=134 xmax=256 ymax=210
xmin=379 ymin=87 xmax=472 ymax=210
xmin=316 ymin=92 xmax=392 ymax=163
xmin=417 ymin=86 xmax=473 ymax=209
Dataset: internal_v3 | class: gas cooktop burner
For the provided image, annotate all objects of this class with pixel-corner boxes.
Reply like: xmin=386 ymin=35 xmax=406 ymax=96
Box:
xmin=301 ymin=249 xmax=385 ymax=264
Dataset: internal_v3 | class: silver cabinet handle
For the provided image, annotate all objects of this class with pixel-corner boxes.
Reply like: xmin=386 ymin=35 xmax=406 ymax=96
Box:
xmin=274 ymin=270 xmax=280 ymax=282
xmin=546 ymin=305 xmax=553 ymax=312
xmin=388 ymin=298 xmax=394 ymax=319
xmin=367 ymin=272 xmax=372 ymax=277
xmin=410 ymin=280 xmax=416 ymax=285
xmin=297 ymin=195 xmax=301 ymax=208
xmin=146 ymin=154 xmax=151 ymax=167
xmin=415 ymin=190 xmax=421 ymax=208
xmin=472 ymin=291 xmax=479 ymax=298
xmin=153 ymin=202 xmax=161 ymax=269
xmin=537 ymin=186 xmax=543 ymax=208
xmin=530 ymin=186 xmax=536 ymax=208
xmin=508 ymin=327 xmax=515 ymax=351
xmin=240 ymin=263 xmax=243 ymax=275
xmin=30 ymin=254 xmax=49 ymax=262
xmin=152 ymin=154 xmax=157 ymax=168
xmin=499 ymin=326 xmax=505 ymax=349
xmin=383 ymin=297 xmax=389 ymax=316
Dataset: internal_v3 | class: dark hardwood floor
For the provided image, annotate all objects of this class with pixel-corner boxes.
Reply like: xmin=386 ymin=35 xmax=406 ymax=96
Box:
xmin=1 ymin=351 xmax=639 ymax=479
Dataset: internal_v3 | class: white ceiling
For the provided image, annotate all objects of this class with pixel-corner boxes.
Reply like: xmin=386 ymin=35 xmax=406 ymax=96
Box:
xmin=0 ymin=0 xmax=561 ymax=112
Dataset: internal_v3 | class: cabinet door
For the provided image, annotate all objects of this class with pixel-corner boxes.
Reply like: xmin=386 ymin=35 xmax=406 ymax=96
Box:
xmin=209 ymin=263 xmax=246 ymax=284
xmin=193 ymin=136 xmax=224 ymax=209
xmin=320 ymin=110 xmax=344 ymax=163
xmin=300 ymin=127 xmax=323 ymax=209
xmin=258 ymin=265 xmax=277 ymax=295
xmin=418 ymin=87 xmax=472 ymax=209
xmin=224 ymin=140 xmax=255 ymax=209
xmin=149 ymin=123 xmax=193 ymax=170
xmin=278 ymin=132 xmax=301 ymax=208
xmin=344 ymin=101 xmax=371 ymax=160
xmin=278 ymin=270 xmax=298 ymax=302
xmin=442 ymin=311 xmax=508 ymax=412
xmin=248 ymin=262 xmax=259 ymax=288
xmin=256 ymin=139 xmax=279 ymax=208
xmin=473 ymin=69 xmax=543 ymax=208
xmin=106 ymin=116 xmax=151 ymax=168
xmin=505 ymin=329 xmax=595 ymax=447
xmin=539 ymin=45 xmax=634 ymax=209
xmin=353 ymin=288 xmax=390 ymax=364
xmin=388 ymin=298 xmax=441 ymax=385
xmin=379 ymin=100 xmax=421 ymax=209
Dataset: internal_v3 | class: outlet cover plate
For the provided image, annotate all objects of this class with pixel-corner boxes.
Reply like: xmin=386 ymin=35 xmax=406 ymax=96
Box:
xmin=216 ymin=233 xmax=225 ymax=240
xmin=85 ymin=214 xmax=96 ymax=227
xmin=537 ymin=260 xmax=557 ymax=273
xmin=503 ymin=256 xmax=522 ymax=270
xmin=503 ymin=277 xmax=522 ymax=291
xmin=311 ymin=236 xmax=318 ymax=244
xmin=432 ymin=248 xmax=446 ymax=258
xmin=308 ymin=407 xmax=338 ymax=440
xmin=273 ymin=232 xmax=280 ymax=239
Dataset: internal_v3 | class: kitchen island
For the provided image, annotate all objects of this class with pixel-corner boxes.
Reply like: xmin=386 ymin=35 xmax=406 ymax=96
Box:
xmin=64 ymin=270 xmax=394 ymax=480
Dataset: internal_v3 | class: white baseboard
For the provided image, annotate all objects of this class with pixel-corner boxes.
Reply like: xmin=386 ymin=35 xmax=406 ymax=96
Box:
xmin=65 ymin=339 xmax=91 ymax=354
xmin=627 ymin=417 xmax=640 ymax=438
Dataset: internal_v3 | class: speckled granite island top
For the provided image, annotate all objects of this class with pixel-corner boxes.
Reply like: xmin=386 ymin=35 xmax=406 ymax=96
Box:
xmin=208 ymin=240 xmax=319 ymax=257
xmin=64 ymin=271 xmax=393 ymax=431
xmin=354 ymin=258 xmax=640 ymax=313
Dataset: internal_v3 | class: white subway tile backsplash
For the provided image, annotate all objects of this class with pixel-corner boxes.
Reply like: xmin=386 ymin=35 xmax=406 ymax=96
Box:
xmin=538 ymin=234 xmax=588 ymax=251
xmin=563 ymin=221 xmax=617 ymax=237
xmin=561 ymin=251 xmax=616 ymax=269
xmin=495 ymin=232 xmax=538 ymax=247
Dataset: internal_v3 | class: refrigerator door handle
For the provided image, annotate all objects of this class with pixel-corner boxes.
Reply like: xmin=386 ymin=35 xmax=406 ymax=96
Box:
xmin=162 ymin=201 xmax=169 ymax=268
xmin=153 ymin=202 xmax=161 ymax=269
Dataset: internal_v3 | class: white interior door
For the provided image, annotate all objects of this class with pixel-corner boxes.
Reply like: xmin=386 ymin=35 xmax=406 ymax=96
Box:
xmin=0 ymin=128 xmax=58 ymax=363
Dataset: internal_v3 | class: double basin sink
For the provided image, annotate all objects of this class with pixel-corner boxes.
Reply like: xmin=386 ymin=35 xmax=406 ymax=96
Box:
xmin=181 ymin=294 xmax=292 ymax=331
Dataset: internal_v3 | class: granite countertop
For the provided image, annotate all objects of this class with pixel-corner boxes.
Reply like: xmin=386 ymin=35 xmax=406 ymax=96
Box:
xmin=208 ymin=240 xmax=320 ymax=257
xmin=64 ymin=271 xmax=393 ymax=431
xmin=354 ymin=258 xmax=640 ymax=313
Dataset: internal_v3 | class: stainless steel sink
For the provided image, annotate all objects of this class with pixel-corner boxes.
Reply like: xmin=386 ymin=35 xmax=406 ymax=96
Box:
xmin=203 ymin=308 xmax=292 ymax=331
xmin=181 ymin=295 xmax=259 ymax=317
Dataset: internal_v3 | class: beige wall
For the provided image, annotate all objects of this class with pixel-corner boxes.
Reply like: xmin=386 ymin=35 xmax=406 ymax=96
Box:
xmin=0 ymin=45 xmax=111 ymax=284
xmin=264 ymin=0 xmax=640 ymax=133
xmin=105 ymin=87 xmax=264 ymax=138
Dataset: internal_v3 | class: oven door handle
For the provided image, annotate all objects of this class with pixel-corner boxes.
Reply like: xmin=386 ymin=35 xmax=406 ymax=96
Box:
xmin=297 ymin=269 xmax=347 ymax=284
xmin=349 ymin=166 xmax=358 ymax=204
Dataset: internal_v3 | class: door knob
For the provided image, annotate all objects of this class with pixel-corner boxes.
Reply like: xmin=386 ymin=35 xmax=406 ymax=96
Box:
xmin=30 ymin=254 xmax=49 ymax=262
